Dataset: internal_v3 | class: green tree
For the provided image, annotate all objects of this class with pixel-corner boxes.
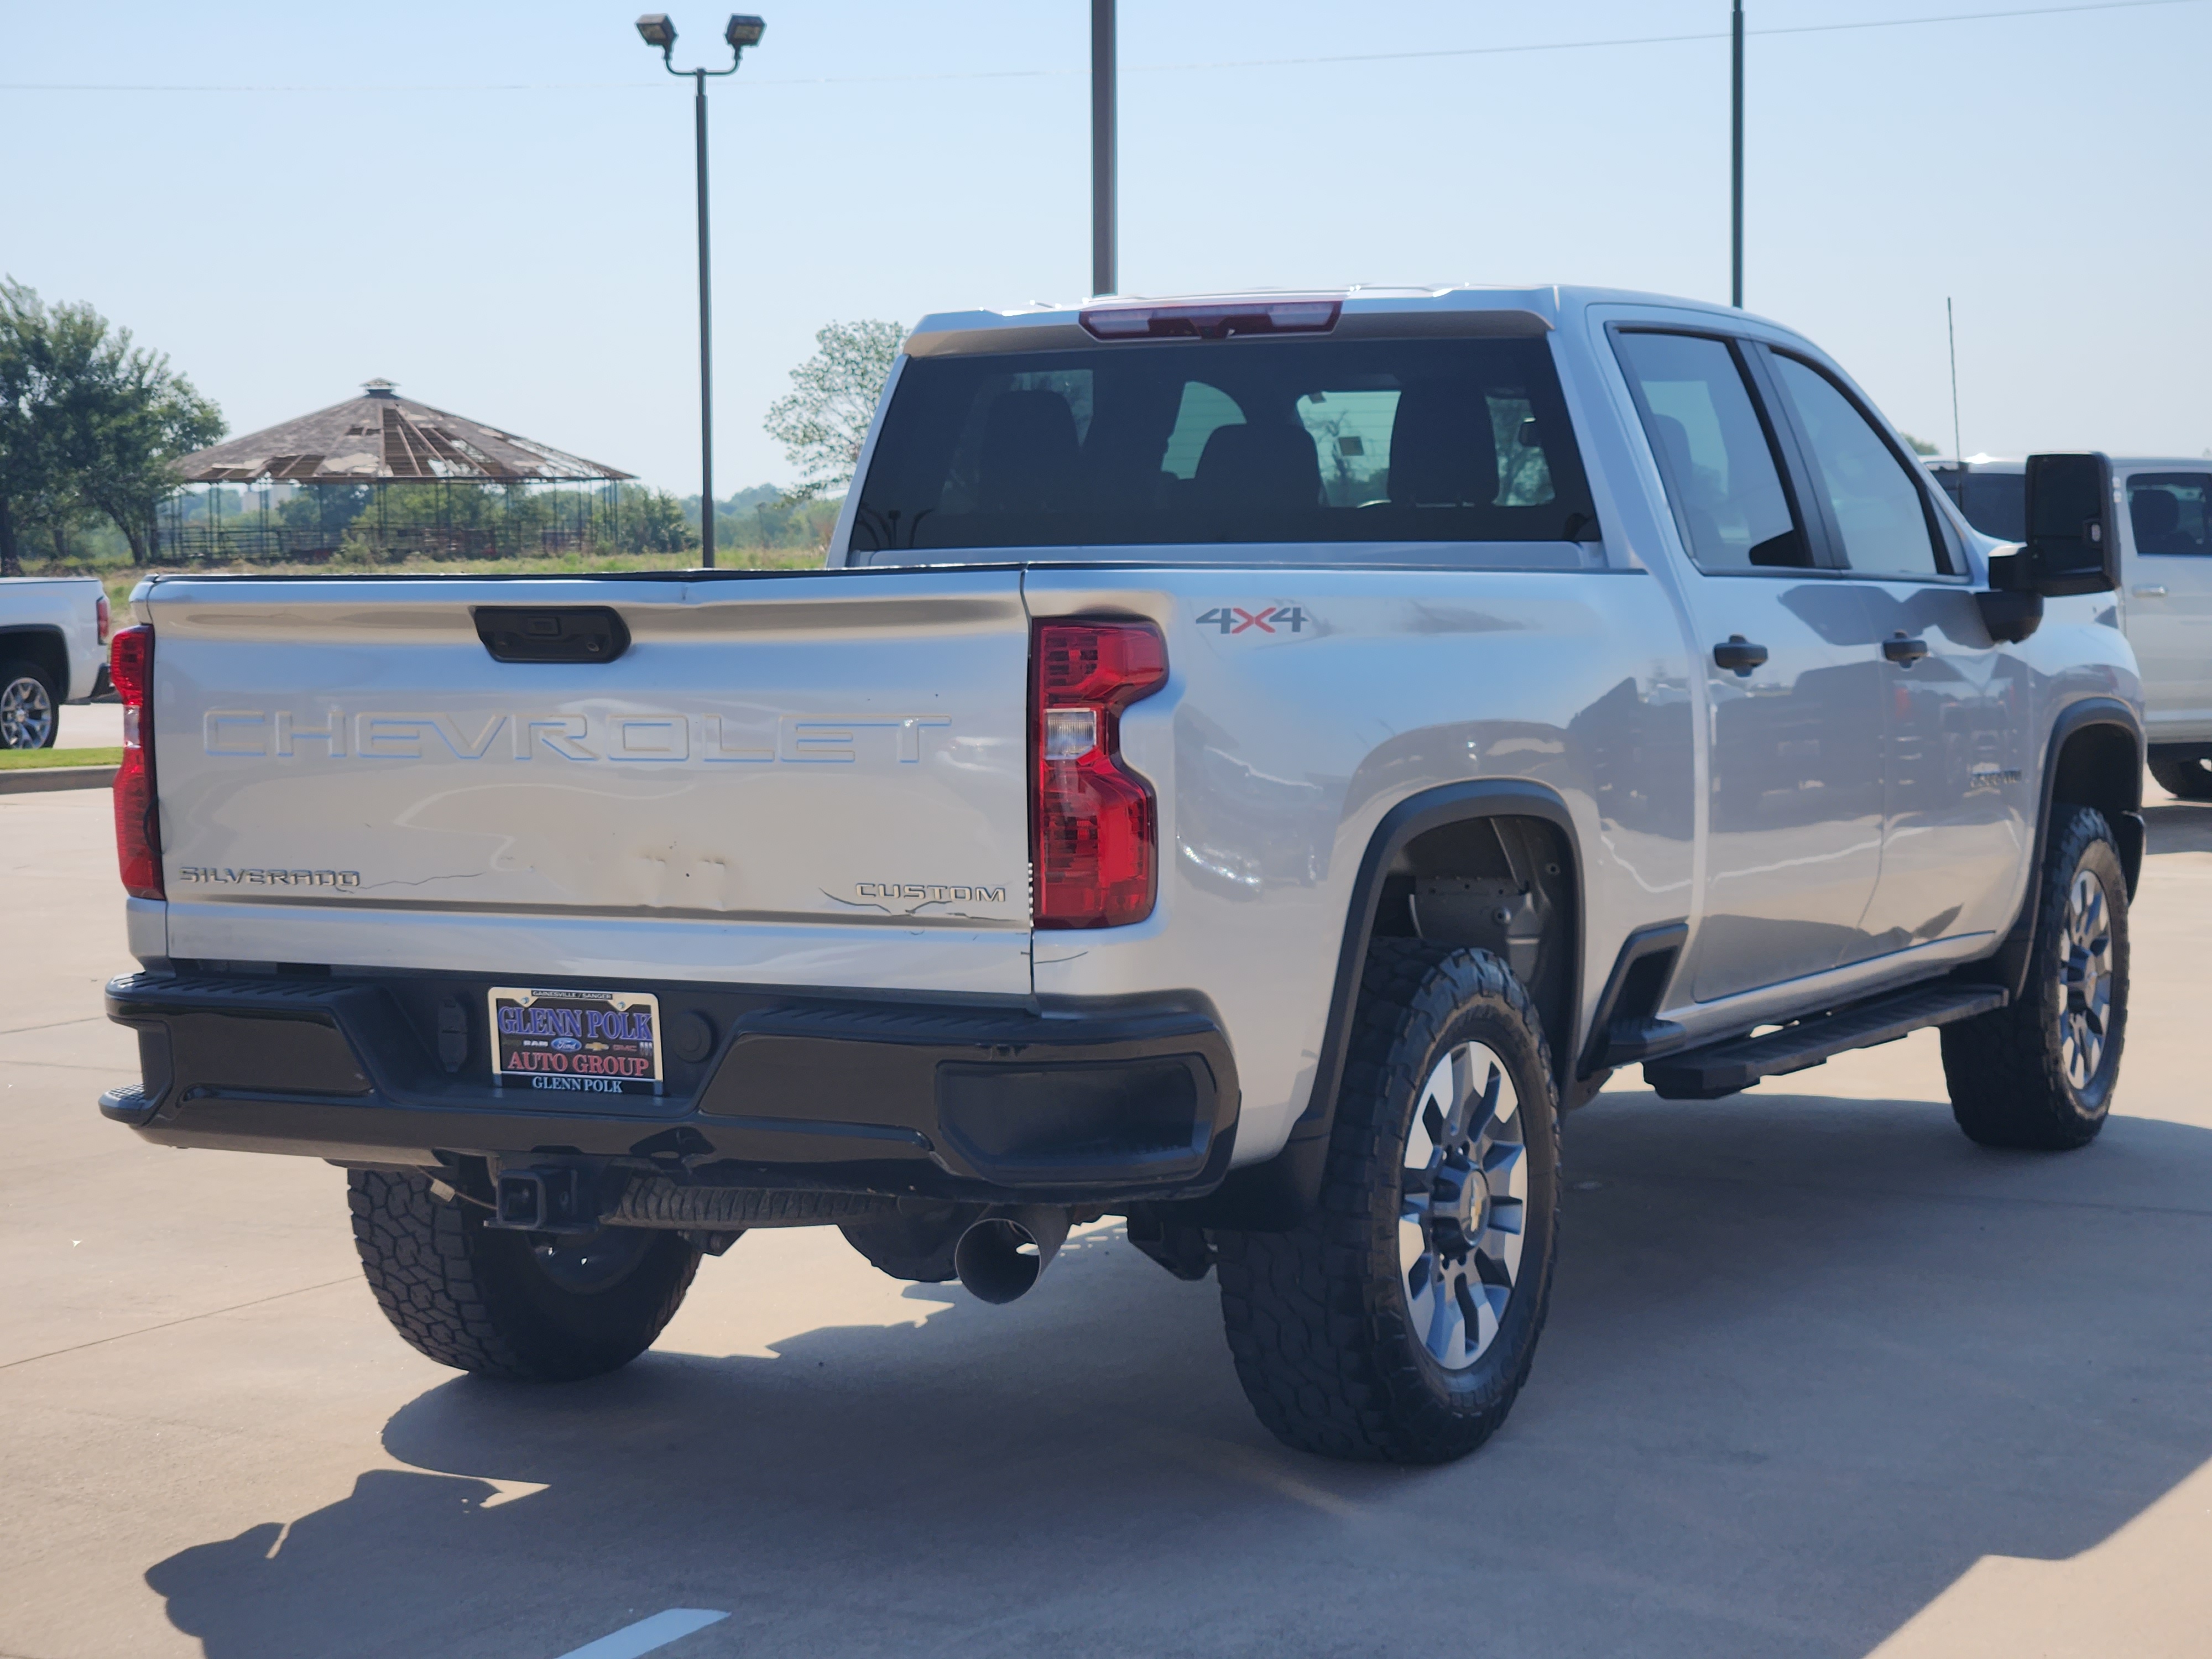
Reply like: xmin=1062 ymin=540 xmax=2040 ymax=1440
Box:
xmin=0 ymin=278 xmax=222 ymax=573
xmin=763 ymin=319 xmax=904 ymax=502
xmin=1899 ymin=431 xmax=1940 ymax=457
xmin=0 ymin=280 xmax=67 ymax=577
xmin=606 ymin=484 xmax=696 ymax=555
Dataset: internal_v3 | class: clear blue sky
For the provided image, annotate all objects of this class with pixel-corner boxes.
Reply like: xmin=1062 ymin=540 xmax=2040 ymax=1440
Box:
xmin=6 ymin=0 xmax=2208 ymax=494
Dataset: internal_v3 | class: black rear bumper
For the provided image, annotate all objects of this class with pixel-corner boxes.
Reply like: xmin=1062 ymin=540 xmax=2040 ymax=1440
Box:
xmin=101 ymin=970 xmax=1239 ymax=1205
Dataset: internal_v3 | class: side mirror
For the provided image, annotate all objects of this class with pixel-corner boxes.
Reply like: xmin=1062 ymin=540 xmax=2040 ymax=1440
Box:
xmin=1993 ymin=452 xmax=2117 ymax=598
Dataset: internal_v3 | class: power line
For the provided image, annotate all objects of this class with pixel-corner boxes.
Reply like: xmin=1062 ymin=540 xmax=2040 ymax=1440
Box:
xmin=1126 ymin=0 xmax=2210 ymax=74
xmin=1 ymin=0 xmax=2203 ymax=93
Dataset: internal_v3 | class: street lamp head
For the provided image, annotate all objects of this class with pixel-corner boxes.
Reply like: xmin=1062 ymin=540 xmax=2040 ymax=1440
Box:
xmin=634 ymin=13 xmax=677 ymax=49
xmin=724 ymin=14 xmax=765 ymax=49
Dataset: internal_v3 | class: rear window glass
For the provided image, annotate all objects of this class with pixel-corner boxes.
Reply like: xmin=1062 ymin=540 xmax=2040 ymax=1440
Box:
xmin=847 ymin=336 xmax=1598 ymax=563
xmin=1958 ymin=472 xmax=2025 ymax=541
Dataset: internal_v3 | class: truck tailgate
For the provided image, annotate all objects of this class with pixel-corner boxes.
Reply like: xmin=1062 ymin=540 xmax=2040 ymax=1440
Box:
xmin=145 ymin=570 xmax=1033 ymax=994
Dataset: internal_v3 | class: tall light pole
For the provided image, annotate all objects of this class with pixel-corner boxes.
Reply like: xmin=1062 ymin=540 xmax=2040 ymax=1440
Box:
xmin=637 ymin=13 xmax=766 ymax=569
xmin=1092 ymin=0 xmax=1116 ymax=296
xmin=1730 ymin=0 xmax=1744 ymax=308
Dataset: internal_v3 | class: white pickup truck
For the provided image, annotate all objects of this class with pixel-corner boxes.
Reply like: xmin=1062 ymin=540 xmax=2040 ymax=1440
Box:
xmin=1933 ymin=456 xmax=2212 ymax=795
xmin=98 ymin=286 xmax=2141 ymax=1464
xmin=0 ymin=575 xmax=109 ymax=748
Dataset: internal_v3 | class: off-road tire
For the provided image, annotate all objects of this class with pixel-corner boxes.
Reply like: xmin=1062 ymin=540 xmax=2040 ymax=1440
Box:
xmin=1214 ymin=942 xmax=1561 ymax=1464
xmin=2148 ymin=753 xmax=2212 ymax=801
xmin=348 ymin=1171 xmax=701 ymax=1381
xmin=0 ymin=659 xmax=58 ymax=749
xmin=1941 ymin=806 xmax=2128 ymax=1150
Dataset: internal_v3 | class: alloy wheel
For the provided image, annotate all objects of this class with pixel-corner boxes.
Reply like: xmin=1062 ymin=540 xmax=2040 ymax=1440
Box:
xmin=1399 ymin=1040 xmax=1528 ymax=1370
xmin=1 ymin=674 xmax=54 ymax=749
xmin=2058 ymin=868 xmax=2114 ymax=1091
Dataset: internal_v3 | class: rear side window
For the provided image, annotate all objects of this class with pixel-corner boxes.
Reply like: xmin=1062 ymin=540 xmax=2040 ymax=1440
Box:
xmin=1767 ymin=354 xmax=1946 ymax=578
xmin=848 ymin=336 xmax=1598 ymax=562
xmin=1613 ymin=330 xmax=1809 ymax=573
xmin=2129 ymin=473 xmax=2212 ymax=556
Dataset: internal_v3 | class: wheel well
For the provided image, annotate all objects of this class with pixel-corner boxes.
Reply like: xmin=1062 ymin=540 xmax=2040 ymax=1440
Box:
xmin=1371 ymin=813 xmax=1578 ymax=1082
xmin=0 ymin=627 xmax=68 ymax=697
xmin=2051 ymin=719 xmax=2143 ymax=895
xmin=1173 ymin=785 xmax=1583 ymax=1232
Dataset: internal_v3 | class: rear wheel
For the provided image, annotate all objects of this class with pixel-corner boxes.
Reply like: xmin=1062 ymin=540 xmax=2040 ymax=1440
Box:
xmin=348 ymin=1171 xmax=701 ymax=1381
xmin=1941 ymin=806 xmax=2128 ymax=1150
xmin=0 ymin=660 xmax=57 ymax=749
xmin=2148 ymin=752 xmax=2212 ymax=800
xmin=1214 ymin=942 xmax=1561 ymax=1464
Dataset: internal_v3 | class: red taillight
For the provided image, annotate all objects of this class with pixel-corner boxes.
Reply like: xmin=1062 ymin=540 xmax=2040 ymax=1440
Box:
xmin=109 ymin=626 xmax=162 ymax=900
xmin=1031 ymin=619 xmax=1168 ymax=928
xmin=96 ymin=593 xmax=111 ymax=646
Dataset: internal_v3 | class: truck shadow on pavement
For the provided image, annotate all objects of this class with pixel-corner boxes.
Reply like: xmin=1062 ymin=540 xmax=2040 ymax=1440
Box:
xmin=2140 ymin=798 xmax=2212 ymax=854
xmin=142 ymin=1094 xmax=2212 ymax=1659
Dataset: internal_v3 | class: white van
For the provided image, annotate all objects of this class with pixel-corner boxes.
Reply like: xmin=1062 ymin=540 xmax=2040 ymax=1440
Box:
xmin=1932 ymin=457 xmax=2212 ymax=795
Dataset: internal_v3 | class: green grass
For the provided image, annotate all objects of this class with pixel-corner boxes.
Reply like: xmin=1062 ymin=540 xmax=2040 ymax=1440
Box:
xmin=0 ymin=746 xmax=121 ymax=770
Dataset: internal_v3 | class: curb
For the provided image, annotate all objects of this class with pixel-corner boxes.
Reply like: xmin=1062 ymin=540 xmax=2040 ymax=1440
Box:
xmin=0 ymin=764 xmax=118 ymax=795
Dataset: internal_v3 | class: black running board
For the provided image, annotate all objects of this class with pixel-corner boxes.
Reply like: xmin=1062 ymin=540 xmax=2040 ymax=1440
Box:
xmin=1643 ymin=983 xmax=2007 ymax=1100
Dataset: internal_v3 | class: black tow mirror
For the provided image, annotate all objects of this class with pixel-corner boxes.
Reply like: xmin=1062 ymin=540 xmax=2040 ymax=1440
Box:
xmin=1994 ymin=452 xmax=2117 ymax=598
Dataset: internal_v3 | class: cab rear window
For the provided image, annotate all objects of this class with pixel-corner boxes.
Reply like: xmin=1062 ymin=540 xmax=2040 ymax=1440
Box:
xmin=848 ymin=336 xmax=1598 ymax=563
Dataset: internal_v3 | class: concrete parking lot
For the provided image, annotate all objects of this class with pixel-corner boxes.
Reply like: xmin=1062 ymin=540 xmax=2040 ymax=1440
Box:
xmin=50 ymin=701 xmax=123 ymax=750
xmin=5 ymin=784 xmax=2210 ymax=1659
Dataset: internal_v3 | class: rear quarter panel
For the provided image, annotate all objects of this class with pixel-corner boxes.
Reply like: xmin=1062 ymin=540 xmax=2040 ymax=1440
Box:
xmin=1025 ymin=564 xmax=1698 ymax=1165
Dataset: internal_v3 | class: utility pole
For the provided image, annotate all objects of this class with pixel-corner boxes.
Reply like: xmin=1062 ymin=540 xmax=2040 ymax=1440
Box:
xmin=1731 ymin=0 xmax=1745 ymax=308
xmin=693 ymin=66 xmax=716 ymax=566
xmin=1092 ymin=0 xmax=1117 ymax=296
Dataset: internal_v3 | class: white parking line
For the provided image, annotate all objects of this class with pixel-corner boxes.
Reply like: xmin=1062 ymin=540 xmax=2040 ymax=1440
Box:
xmin=551 ymin=1608 xmax=730 ymax=1659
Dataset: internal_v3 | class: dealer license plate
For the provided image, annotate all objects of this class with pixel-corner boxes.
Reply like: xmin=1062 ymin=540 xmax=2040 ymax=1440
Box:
xmin=488 ymin=986 xmax=662 ymax=1096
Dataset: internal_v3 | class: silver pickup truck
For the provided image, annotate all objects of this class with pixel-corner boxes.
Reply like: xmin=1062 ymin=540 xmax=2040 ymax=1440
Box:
xmin=98 ymin=285 xmax=2141 ymax=1464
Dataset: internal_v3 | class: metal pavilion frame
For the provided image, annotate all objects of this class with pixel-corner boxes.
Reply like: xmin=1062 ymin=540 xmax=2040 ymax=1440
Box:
xmin=159 ymin=380 xmax=633 ymax=565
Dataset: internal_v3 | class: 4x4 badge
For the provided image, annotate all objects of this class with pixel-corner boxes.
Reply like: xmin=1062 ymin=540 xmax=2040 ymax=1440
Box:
xmin=1197 ymin=605 xmax=1307 ymax=635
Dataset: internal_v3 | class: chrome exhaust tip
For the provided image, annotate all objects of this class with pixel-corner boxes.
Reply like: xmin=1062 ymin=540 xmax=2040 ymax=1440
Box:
xmin=952 ymin=1206 xmax=1072 ymax=1304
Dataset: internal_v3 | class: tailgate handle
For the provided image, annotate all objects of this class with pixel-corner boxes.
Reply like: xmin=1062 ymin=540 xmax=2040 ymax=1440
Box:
xmin=472 ymin=606 xmax=631 ymax=664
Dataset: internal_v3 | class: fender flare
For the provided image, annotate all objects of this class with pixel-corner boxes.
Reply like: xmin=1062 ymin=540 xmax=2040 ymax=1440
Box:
xmin=1978 ymin=695 xmax=2142 ymax=1000
xmin=1173 ymin=779 xmax=1584 ymax=1231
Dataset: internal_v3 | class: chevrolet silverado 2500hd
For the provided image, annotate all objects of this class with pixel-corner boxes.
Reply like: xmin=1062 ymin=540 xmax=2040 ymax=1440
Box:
xmin=97 ymin=286 xmax=2142 ymax=1464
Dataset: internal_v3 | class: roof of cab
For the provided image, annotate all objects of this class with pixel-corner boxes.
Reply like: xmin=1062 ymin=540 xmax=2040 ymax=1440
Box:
xmin=902 ymin=284 xmax=1761 ymax=358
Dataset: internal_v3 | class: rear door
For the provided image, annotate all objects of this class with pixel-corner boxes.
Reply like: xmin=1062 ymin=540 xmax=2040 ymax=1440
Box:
xmin=148 ymin=569 xmax=1035 ymax=993
xmin=1757 ymin=347 xmax=2028 ymax=953
xmin=2121 ymin=469 xmax=2212 ymax=736
xmin=1614 ymin=327 xmax=1887 ymax=1002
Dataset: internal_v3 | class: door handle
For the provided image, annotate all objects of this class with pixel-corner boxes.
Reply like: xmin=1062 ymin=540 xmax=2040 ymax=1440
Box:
xmin=1882 ymin=633 xmax=1930 ymax=666
xmin=2133 ymin=585 xmax=2168 ymax=598
xmin=1712 ymin=635 xmax=1768 ymax=675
